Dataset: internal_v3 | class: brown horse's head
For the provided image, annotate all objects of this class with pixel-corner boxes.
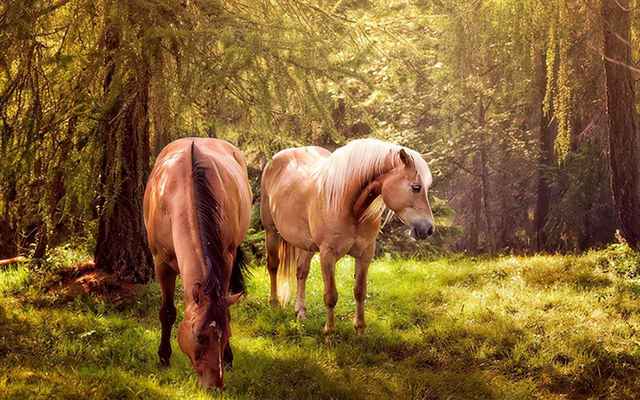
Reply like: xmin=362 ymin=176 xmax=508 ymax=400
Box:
xmin=178 ymin=286 xmax=242 ymax=389
xmin=379 ymin=149 xmax=434 ymax=240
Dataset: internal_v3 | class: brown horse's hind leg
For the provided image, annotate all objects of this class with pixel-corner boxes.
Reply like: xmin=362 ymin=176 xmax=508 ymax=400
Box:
xmin=265 ymin=230 xmax=282 ymax=307
xmin=320 ymin=247 xmax=339 ymax=334
xmin=294 ymin=250 xmax=314 ymax=320
xmin=156 ymin=261 xmax=177 ymax=367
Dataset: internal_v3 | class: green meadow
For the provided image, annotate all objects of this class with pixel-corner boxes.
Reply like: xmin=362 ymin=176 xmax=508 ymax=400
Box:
xmin=2 ymin=248 xmax=640 ymax=399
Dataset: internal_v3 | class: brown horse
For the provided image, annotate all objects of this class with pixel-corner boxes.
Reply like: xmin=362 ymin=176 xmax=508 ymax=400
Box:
xmin=144 ymin=138 xmax=252 ymax=389
xmin=260 ymin=138 xmax=434 ymax=335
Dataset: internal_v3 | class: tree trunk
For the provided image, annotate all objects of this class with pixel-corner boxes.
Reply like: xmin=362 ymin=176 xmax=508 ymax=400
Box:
xmin=602 ymin=0 xmax=640 ymax=249
xmin=150 ymin=38 xmax=170 ymax=157
xmin=534 ymin=51 xmax=555 ymax=252
xmin=94 ymin=4 xmax=153 ymax=283
xmin=468 ymin=154 xmax=482 ymax=253
xmin=478 ymin=101 xmax=495 ymax=253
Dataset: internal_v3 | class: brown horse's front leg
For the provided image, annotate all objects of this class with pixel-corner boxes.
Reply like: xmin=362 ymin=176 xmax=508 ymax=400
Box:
xmin=354 ymin=247 xmax=374 ymax=335
xmin=157 ymin=263 xmax=177 ymax=367
xmin=223 ymin=342 xmax=233 ymax=369
xmin=320 ymin=248 xmax=338 ymax=334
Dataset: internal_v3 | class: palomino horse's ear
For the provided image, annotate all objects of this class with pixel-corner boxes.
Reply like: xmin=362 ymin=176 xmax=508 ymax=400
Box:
xmin=226 ymin=292 xmax=243 ymax=306
xmin=399 ymin=149 xmax=414 ymax=169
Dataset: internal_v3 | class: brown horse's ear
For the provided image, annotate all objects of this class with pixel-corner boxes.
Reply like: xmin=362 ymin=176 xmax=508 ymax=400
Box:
xmin=399 ymin=149 xmax=414 ymax=169
xmin=226 ymin=292 xmax=243 ymax=306
xmin=192 ymin=282 xmax=202 ymax=305
xmin=353 ymin=180 xmax=382 ymax=219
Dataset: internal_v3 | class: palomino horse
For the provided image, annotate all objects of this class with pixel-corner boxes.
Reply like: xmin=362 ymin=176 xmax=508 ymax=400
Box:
xmin=144 ymin=138 xmax=252 ymax=389
xmin=260 ymin=138 xmax=434 ymax=335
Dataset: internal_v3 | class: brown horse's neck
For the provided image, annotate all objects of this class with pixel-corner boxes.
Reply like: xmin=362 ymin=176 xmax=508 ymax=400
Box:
xmin=188 ymin=142 xmax=229 ymax=329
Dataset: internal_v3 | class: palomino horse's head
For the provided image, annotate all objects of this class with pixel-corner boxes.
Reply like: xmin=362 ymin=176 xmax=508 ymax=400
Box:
xmin=178 ymin=286 xmax=242 ymax=389
xmin=379 ymin=149 xmax=435 ymax=240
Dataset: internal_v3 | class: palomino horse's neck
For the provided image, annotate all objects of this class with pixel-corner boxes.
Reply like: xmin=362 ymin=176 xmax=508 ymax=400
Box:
xmin=315 ymin=139 xmax=399 ymax=222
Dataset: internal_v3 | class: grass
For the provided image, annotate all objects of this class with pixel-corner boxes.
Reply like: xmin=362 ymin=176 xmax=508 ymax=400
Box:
xmin=2 ymin=250 xmax=640 ymax=399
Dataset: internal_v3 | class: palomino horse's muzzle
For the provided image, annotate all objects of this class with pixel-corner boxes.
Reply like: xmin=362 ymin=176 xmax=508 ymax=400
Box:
xmin=411 ymin=219 xmax=434 ymax=240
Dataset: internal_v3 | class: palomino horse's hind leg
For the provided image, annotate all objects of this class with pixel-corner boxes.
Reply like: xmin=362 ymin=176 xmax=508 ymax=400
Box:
xmin=156 ymin=261 xmax=177 ymax=367
xmin=353 ymin=247 xmax=374 ymax=335
xmin=294 ymin=250 xmax=314 ymax=320
xmin=319 ymin=247 xmax=339 ymax=334
xmin=265 ymin=230 xmax=282 ymax=307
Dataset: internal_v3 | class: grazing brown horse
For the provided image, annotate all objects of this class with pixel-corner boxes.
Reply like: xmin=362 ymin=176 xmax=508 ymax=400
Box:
xmin=144 ymin=138 xmax=252 ymax=389
xmin=261 ymin=138 xmax=434 ymax=335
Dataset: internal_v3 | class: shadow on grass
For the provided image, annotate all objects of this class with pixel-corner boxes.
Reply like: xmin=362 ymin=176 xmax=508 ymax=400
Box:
xmin=227 ymin=346 xmax=368 ymax=400
xmin=0 ymin=298 xmax=181 ymax=399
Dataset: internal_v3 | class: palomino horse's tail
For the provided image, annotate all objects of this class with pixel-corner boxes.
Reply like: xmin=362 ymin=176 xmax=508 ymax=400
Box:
xmin=276 ymin=240 xmax=299 ymax=305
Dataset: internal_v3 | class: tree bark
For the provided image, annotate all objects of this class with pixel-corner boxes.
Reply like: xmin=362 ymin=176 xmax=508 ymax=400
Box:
xmin=94 ymin=3 xmax=153 ymax=283
xmin=478 ymin=100 xmax=495 ymax=253
xmin=602 ymin=0 xmax=640 ymax=249
xmin=468 ymin=154 xmax=482 ymax=253
xmin=534 ymin=51 xmax=555 ymax=252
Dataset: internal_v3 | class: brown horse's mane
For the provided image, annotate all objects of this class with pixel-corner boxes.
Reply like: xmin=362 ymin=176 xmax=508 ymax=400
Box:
xmin=315 ymin=139 xmax=432 ymax=221
xmin=190 ymin=142 xmax=229 ymax=331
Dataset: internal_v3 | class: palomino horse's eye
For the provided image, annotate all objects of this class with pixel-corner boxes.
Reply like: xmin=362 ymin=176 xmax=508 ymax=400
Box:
xmin=411 ymin=183 xmax=422 ymax=193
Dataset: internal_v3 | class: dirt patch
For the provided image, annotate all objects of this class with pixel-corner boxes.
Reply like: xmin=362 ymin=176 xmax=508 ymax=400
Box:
xmin=46 ymin=261 xmax=144 ymax=304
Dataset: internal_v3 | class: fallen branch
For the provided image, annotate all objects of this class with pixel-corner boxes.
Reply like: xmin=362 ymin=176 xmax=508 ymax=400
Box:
xmin=0 ymin=256 xmax=29 ymax=266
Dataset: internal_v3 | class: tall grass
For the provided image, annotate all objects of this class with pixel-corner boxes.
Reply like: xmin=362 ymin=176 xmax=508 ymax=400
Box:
xmin=1 ymin=248 xmax=640 ymax=399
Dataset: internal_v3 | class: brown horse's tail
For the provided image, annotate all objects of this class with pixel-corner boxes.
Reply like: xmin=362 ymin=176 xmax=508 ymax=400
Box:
xmin=276 ymin=240 xmax=298 ymax=305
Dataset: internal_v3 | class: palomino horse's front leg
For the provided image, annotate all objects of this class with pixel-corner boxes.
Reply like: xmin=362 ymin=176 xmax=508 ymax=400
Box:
xmin=354 ymin=249 xmax=374 ymax=335
xmin=320 ymin=248 xmax=339 ymax=334
xmin=265 ymin=230 xmax=282 ymax=307
xmin=156 ymin=262 xmax=177 ymax=366
xmin=295 ymin=250 xmax=314 ymax=320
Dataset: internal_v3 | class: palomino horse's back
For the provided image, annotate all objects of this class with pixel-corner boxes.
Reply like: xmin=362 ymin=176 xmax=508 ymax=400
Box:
xmin=260 ymin=146 xmax=330 ymax=249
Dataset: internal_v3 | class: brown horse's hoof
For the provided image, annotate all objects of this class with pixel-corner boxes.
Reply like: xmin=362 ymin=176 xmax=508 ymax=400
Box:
xmin=296 ymin=307 xmax=307 ymax=320
xmin=270 ymin=298 xmax=280 ymax=308
xmin=323 ymin=323 xmax=335 ymax=335
xmin=158 ymin=348 xmax=171 ymax=368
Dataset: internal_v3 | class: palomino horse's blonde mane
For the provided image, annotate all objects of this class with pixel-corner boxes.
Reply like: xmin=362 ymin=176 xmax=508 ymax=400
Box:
xmin=315 ymin=138 xmax=432 ymax=222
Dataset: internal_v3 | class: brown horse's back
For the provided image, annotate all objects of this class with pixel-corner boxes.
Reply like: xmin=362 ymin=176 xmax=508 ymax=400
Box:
xmin=144 ymin=138 xmax=252 ymax=273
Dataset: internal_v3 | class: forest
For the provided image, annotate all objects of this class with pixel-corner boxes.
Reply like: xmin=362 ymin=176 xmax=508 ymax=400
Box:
xmin=1 ymin=0 xmax=640 ymax=398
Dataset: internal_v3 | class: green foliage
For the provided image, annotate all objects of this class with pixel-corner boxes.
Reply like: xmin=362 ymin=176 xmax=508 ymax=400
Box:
xmin=0 ymin=0 xmax=633 ymax=259
xmin=596 ymin=242 xmax=640 ymax=279
xmin=0 ymin=264 xmax=29 ymax=295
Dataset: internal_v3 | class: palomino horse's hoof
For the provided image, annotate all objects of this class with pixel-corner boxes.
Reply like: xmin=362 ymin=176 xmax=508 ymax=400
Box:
xmin=354 ymin=317 xmax=366 ymax=335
